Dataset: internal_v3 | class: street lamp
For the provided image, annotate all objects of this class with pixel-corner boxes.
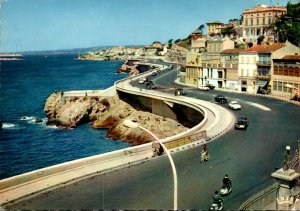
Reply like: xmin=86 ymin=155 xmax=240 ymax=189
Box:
xmin=122 ymin=119 xmax=178 ymax=210
xmin=283 ymin=145 xmax=291 ymax=171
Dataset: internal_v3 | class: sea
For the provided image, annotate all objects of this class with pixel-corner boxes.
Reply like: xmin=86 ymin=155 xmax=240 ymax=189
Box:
xmin=0 ymin=52 xmax=131 ymax=179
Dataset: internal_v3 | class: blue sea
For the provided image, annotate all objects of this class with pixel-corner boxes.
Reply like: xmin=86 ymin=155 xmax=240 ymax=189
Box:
xmin=0 ymin=52 xmax=130 ymax=179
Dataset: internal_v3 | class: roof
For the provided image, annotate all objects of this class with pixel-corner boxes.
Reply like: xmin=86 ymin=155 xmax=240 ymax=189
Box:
xmin=206 ymin=21 xmax=223 ymax=25
xmin=221 ymin=49 xmax=246 ymax=54
xmin=191 ymin=28 xmax=202 ymax=34
xmin=282 ymin=55 xmax=300 ymax=61
xmin=243 ymin=5 xmax=286 ymax=14
xmin=245 ymin=43 xmax=286 ymax=53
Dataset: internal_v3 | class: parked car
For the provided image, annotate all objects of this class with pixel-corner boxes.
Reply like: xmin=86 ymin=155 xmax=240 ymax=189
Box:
xmin=206 ymin=84 xmax=215 ymax=90
xmin=228 ymin=101 xmax=241 ymax=110
xmin=199 ymin=85 xmax=210 ymax=91
xmin=151 ymin=71 xmax=157 ymax=76
xmin=138 ymin=77 xmax=147 ymax=84
xmin=215 ymin=95 xmax=228 ymax=103
xmin=175 ymin=88 xmax=186 ymax=96
xmin=235 ymin=116 xmax=249 ymax=129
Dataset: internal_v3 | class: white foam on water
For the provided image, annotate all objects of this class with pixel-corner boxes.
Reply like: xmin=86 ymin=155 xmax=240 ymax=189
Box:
xmin=2 ymin=123 xmax=16 ymax=128
xmin=20 ymin=116 xmax=35 ymax=121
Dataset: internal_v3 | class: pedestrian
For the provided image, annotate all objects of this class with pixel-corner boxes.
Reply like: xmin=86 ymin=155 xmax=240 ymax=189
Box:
xmin=223 ymin=174 xmax=232 ymax=188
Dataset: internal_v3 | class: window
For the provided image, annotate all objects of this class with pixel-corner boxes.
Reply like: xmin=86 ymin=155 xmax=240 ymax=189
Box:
xmin=218 ymin=71 xmax=223 ymax=79
xmin=288 ymin=67 xmax=294 ymax=77
xmin=262 ymin=18 xmax=265 ymax=25
xmin=295 ymin=68 xmax=300 ymax=77
xmin=251 ymin=19 xmax=253 ymax=26
xmin=283 ymin=82 xmax=287 ymax=93
xmin=241 ymin=56 xmax=244 ymax=63
xmin=273 ymin=81 xmax=278 ymax=91
xmin=257 ymin=19 xmax=259 ymax=25
xmin=278 ymin=81 xmax=283 ymax=92
xmin=274 ymin=66 xmax=279 ymax=75
xmin=283 ymin=68 xmax=288 ymax=76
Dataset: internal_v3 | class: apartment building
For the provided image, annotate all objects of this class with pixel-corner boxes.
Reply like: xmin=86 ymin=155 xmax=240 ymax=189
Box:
xmin=273 ymin=55 xmax=300 ymax=100
xmin=185 ymin=53 xmax=202 ymax=87
xmin=206 ymin=21 xmax=224 ymax=35
xmin=201 ymin=37 xmax=235 ymax=88
xmin=220 ymin=49 xmax=244 ymax=91
xmin=242 ymin=4 xmax=287 ymax=44
xmin=238 ymin=42 xmax=300 ymax=94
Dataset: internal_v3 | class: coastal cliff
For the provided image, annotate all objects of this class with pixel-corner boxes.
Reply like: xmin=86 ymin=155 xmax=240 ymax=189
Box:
xmin=44 ymin=92 xmax=188 ymax=145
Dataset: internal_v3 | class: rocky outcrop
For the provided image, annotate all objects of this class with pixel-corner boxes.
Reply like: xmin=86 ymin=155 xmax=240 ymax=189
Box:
xmin=116 ymin=60 xmax=140 ymax=76
xmin=44 ymin=92 xmax=188 ymax=145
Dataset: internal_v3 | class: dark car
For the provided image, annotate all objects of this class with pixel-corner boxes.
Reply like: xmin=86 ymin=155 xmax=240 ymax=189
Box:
xmin=235 ymin=116 xmax=249 ymax=129
xmin=206 ymin=84 xmax=215 ymax=90
xmin=215 ymin=95 xmax=228 ymax=103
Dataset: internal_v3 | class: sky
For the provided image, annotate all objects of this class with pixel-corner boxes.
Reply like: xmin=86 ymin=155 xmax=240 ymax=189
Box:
xmin=0 ymin=0 xmax=298 ymax=53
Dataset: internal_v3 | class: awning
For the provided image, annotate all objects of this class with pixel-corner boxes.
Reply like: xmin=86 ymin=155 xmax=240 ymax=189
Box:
xmin=257 ymin=80 xmax=268 ymax=87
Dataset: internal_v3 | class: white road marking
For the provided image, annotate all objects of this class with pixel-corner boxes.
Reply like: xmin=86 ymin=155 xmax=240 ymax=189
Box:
xmin=246 ymin=102 xmax=271 ymax=111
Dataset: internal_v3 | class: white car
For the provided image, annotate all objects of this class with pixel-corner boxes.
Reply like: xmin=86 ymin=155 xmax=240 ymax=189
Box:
xmin=228 ymin=101 xmax=241 ymax=110
xmin=199 ymin=85 xmax=210 ymax=91
xmin=138 ymin=78 xmax=147 ymax=84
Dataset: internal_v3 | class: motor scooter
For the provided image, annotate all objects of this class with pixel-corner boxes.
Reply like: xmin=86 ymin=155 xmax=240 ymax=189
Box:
xmin=209 ymin=199 xmax=223 ymax=210
xmin=200 ymin=150 xmax=210 ymax=162
xmin=220 ymin=184 xmax=232 ymax=196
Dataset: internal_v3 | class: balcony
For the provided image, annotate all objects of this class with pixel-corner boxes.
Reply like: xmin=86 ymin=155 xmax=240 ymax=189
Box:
xmin=257 ymin=61 xmax=271 ymax=66
xmin=238 ymin=75 xmax=256 ymax=80
xmin=255 ymin=74 xmax=271 ymax=80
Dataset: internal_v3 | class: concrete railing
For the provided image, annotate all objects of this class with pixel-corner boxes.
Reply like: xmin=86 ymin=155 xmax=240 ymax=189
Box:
xmin=239 ymin=184 xmax=278 ymax=210
xmin=62 ymin=90 xmax=104 ymax=97
xmin=0 ymin=64 xmax=212 ymax=205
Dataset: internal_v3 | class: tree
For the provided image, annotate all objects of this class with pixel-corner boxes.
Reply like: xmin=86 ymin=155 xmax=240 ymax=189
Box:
xmin=221 ymin=26 xmax=234 ymax=37
xmin=174 ymin=39 xmax=181 ymax=44
xmin=168 ymin=39 xmax=173 ymax=48
xmin=272 ymin=2 xmax=300 ymax=46
xmin=257 ymin=35 xmax=265 ymax=45
xmin=198 ymin=24 xmax=205 ymax=34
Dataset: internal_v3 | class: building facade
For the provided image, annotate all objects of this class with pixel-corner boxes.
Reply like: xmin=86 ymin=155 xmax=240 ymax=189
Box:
xmin=237 ymin=42 xmax=300 ymax=94
xmin=242 ymin=4 xmax=287 ymax=44
xmin=272 ymin=55 xmax=300 ymax=100
xmin=220 ymin=49 xmax=243 ymax=91
xmin=206 ymin=21 xmax=224 ymax=35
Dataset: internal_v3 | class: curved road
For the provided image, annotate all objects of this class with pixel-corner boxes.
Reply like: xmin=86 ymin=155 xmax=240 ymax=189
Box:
xmin=7 ymin=68 xmax=300 ymax=210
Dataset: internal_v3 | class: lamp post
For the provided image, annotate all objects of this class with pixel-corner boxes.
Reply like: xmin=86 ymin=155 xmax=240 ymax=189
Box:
xmin=283 ymin=145 xmax=291 ymax=171
xmin=122 ymin=119 xmax=178 ymax=210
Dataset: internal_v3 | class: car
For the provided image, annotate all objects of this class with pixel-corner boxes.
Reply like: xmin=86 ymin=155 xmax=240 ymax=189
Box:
xmin=235 ymin=116 xmax=249 ymax=129
xmin=151 ymin=71 xmax=157 ymax=76
xmin=199 ymin=85 xmax=210 ymax=91
xmin=228 ymin=101 xmax=241 ymax=110
xmin=138 ymin=77 xmax=147 ymax=84
xmin=206 ymin=84 xmax=215 ymax=90
xmin=175 ymin=88 xmax=186 ymax=96
xmin=215 ymin=95 xmax=228 ymax=103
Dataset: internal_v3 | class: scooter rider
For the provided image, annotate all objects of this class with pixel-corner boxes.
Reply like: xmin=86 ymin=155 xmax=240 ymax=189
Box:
xmin=223 ymin=174 xmax=232 ymax=188
xmin=212 ymin=191 xmax=223 ymax=207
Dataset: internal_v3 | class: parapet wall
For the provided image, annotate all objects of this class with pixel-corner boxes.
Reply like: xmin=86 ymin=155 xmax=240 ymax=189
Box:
xmin=0 ymin=74 xmax=209 ymax=206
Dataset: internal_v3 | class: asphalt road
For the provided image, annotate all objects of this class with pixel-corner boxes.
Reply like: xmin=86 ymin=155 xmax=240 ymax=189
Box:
xmin=7 ymin=68 xmax=300 ymax=210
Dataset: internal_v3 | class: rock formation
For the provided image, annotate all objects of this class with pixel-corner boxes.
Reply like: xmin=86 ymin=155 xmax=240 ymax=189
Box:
xmin=44 ymin=92 xmax=188 ymax=145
